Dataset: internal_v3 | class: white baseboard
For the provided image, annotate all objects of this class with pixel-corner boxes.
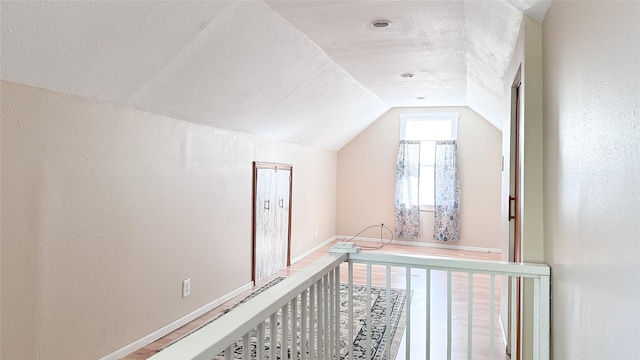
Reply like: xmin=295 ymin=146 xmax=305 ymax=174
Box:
xmin=290 ymin=236 xmax=337 ymax=264
xmin=99 ymin=281 xmax=253 ymax=360
xmin=335 ymin=235 xmax=501 ymax=253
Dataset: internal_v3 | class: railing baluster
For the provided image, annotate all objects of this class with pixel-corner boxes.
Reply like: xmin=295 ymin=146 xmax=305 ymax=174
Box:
xmin=490 ymin=274 xmax=495 ymax=360
xmin=329 ymin=270 xmax=335 ymax=359
xmin=348 ymin=261 xmax=354 ymax=360
xmin=324 ymin=273 xmax=330 ymax=360
xmin=317 ymin=278 xmax=323 ymax=359
xmin=270 ymin=313 xmax=277 ymax=360
xmin=301 ymin=289 xmax=308 ymax=360
xmin=406 ymin=266 xmax=412 ymax=359
xmin=242 ymin=333 xmax=250 ymax=360
xmin=468 ymin=272 xmax=474 ymax=360
xmin=447 ymin=270 xmax=452 ymax=360
xmin=335 ymin=264 xmax=341 ymax=360
xmin=282 ymin=303 xmax=289 ymax=360
xmin=534 ymin=277 xmax=540 ymax=360
xmin=224 ymin=345 xmax=233 ymax=360
xmin=510 ymin=276 xmax=518 ymax=359
xmin=257 ymin=322 xmax=265 ymax=359
xmin=292 ymin=296 xmax=298 ymax=360
xmin=366 ymin=263 xmax=372 ymax=359
xmin=426 ymin=268 xmax=431 ymax=360
xmin=385 ymin=265 xmax=391 ymax=360
xmin=539 ymin=275 xmax=550 ymax=360
xmin=310 ymin=283 xmax=316 ymax=359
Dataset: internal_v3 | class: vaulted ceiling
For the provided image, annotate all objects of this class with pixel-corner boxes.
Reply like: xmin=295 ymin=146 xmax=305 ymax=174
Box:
xmin=0 ymin=1 xmax=551 ymax=150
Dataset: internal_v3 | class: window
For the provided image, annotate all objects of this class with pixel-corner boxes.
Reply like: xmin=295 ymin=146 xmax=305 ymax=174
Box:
xmin=400 ymin=113 xmax=458 ymax=210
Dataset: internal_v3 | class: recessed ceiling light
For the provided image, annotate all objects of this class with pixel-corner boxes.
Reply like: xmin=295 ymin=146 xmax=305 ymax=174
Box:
xmin=371 ymin=20 xmax=392 ymax=28
xmin=400 ymin=73 xmax=414 ymax=78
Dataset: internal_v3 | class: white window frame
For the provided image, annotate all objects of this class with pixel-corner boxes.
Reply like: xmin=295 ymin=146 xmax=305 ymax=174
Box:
xmin=399 ymin=112 xmax=459 ymax=211
xmin=399 ymin=112 xmax=459 ymax=141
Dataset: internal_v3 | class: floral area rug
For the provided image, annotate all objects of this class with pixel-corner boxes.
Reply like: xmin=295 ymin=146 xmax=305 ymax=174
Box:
xmin=163 ymin=278 xmax=408 ymax=360
xmin=337 ymin=282 xmax=407 ymax=360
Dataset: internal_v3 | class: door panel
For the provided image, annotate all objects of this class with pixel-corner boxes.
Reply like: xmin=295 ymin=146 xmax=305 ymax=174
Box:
xmin=275 ymin=169 xmax=291 ymax=267
xmin=253 ymin=164 xmax=292 ymax=283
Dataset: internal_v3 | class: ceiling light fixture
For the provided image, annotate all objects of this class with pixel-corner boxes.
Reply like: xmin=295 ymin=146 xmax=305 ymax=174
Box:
xmin=401 ymin=73 xmax=414 ymax=78
xmin=371 ymin=20 xmax=392 ymax=28
xmin=417 ymin=97 xmax=425 ymax=100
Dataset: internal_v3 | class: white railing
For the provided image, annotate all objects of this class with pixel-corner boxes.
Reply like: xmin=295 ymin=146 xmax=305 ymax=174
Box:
xmin=149 ymin=247 xmax=550 ymax=360
xmin=345 ymin=251 xmax=550 ymax=360
xmin=149 ymin=253 xmax=347 ymax=360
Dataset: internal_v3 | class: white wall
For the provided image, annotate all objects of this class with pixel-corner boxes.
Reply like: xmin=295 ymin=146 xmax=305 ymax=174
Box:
xmin=0 ymin=81 xmax=337 ymax=359
xmin=542 ymin=1 xmax=640 ymax=358
xmin=337 ymin=106 xmax=502 ymax=249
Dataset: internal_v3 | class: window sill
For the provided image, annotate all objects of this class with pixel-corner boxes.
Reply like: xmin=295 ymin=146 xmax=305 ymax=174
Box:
xmin=420 ymin=206 xmax=434 ymax=212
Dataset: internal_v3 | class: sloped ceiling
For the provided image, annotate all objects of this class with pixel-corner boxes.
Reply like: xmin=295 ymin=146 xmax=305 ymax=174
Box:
xmin=0 ymin=1 xmax=551 ymax=150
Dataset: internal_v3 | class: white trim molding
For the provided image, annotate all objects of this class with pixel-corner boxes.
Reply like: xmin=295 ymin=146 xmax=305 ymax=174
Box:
xmin=99 ymin=281 xmax=254 ymax=360
xmin=336 ymin=235 xmax=501 ymax=253
xmin=399 ymin=112 xmax=459 ymax=141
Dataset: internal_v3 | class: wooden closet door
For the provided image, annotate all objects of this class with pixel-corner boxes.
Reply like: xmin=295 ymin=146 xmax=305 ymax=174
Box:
xmin=253 ymin=164 xmax=291 ymax=283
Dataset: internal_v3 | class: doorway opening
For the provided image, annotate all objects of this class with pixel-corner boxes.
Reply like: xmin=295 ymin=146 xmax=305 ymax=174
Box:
xmin=252 ymin=162 xmax=293 ymax=284
xmin=507 ymin=66 xmax=523 ymax=359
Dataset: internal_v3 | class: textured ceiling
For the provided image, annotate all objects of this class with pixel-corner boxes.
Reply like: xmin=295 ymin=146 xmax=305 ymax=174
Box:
xmin=0 ymin=1 xmax=551 ymax=150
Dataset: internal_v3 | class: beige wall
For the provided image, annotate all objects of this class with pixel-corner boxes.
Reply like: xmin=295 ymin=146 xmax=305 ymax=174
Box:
xmin=500 ymin=14 xmax=545 ymax=264
xmin=0 ymin=81 xmax=336 ymax=359
xmin=501 ymin=15 xmax=545 ymax=264
xmin=337 ymin=106 xmax=502 ymax=249
xmin=542 ymin=1 xmax=640 ymax=358
xmin=0 ymin=80 xmax=2 ymax=355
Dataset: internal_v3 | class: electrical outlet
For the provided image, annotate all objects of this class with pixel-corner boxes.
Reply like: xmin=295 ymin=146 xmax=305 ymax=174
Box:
xmin=315 ymin=227 xmax=318 ymax=237
xmin=182 ymin=279 xmax=191 ymax=298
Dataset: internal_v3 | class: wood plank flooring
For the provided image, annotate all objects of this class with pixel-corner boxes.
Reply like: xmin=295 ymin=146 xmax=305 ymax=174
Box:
xmin=122 ymin=241 xmax=508 ymax=360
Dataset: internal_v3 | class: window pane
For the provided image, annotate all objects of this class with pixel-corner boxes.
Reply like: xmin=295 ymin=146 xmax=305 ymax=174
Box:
xmin=420 ymin=141 xmax=435 ymax=166
xmin=419 ymin=165 xmax=434 ymax=206
xmin=405 ymin=120 xmax=452 ymax=141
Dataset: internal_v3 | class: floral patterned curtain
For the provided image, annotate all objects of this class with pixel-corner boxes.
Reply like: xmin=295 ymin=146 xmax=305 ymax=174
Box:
xmin=433 ymin=140 xmax=460 ymax=242
xmin=395 ymin=140 xmax=421 ymax=239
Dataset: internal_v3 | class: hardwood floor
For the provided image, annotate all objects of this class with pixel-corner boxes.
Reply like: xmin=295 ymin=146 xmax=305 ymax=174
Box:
xmin=122 ymin=241 xmax=508 ymax=359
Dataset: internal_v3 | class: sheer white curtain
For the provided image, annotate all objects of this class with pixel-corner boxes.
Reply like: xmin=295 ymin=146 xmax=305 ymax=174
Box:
xmin=433 ymin=140 xmax=460 ymax=242
xmin=395 ymin=140 xmax=421 ymax=239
